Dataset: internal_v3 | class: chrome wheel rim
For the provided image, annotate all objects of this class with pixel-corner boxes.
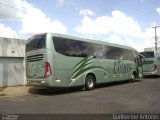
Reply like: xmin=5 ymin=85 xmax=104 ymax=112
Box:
xmin=87 ymin=78 xmax=94 ymax=88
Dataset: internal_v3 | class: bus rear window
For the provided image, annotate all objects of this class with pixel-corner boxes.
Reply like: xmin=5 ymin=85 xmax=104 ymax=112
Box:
xmin=26 ymin=34 xmax=46 ymax=52
xmin=140 ymin=51 xmax=154 ymax=58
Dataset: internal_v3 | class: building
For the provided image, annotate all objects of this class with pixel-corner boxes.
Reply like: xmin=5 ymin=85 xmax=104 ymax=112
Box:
xmin=144 ymin=47 xmax=160 ymax=51
xmin=0 ymin=37 xmax=26 ymax=87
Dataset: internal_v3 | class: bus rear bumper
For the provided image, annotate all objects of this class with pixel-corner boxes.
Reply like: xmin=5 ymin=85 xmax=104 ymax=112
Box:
xmin=27 ymin=80 xmax=48 ymax=87
xmin=143 ymin=71 xmax=159 ymax=76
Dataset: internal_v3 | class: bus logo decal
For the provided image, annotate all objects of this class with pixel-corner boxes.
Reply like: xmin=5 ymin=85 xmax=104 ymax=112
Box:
xmin=69 ymin=56 xmax=108 ymax=85
xmin=113 ymin=60 xmax=132 ymax=74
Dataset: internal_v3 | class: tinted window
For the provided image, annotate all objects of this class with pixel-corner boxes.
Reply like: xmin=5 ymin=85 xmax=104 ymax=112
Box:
xmin=107 ymin=46 xmax=124 ymax=59
xmin=93 ymin=44 xmax=107 ymax=59
xmin=26 ymin=34 xmax=46 ymax=52
xmin=123 ymin=49 xmax=135 ymax=61
xmin=53 ymin=37 xmax=93 ymax=57
xmin=140 ymin=52 xmax=154 ymax=58
xmin=94 ymin=43 xmax=135 ymax=60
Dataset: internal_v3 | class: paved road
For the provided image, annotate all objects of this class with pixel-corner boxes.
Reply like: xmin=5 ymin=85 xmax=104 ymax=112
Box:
xmin=0 ymin=78 xmax=160 ymax=114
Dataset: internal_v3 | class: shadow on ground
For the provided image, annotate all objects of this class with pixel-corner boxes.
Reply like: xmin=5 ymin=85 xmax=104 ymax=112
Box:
xmin=0 ymin=87 xmax=7 ymax=96
xmin=28 ymin=79 xmax=142 ymax=96
xmin=143 ymin=75 xmax=160 ymax=79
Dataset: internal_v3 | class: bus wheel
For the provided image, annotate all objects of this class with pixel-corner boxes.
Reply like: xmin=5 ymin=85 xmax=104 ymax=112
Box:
xmin=131 ymin=72 xmax=136 ymax=82
xmin=85 ymin=75 xmax=96 ymax=90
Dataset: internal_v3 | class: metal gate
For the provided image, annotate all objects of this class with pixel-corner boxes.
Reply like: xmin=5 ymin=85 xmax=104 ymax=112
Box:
xmin=0 ymin=57 xmax=25 ymax=87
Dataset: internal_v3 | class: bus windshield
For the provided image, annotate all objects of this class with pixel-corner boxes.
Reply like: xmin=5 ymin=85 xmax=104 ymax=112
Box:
xmin=26 ymin=34 xmax=46 ymax=52
xmin=140 ymin=51 xmax=154 ymax=58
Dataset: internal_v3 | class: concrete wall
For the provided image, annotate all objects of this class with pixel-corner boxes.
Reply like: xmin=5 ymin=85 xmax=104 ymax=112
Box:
xmin=0 ymin=37 xmax=26 ymax=57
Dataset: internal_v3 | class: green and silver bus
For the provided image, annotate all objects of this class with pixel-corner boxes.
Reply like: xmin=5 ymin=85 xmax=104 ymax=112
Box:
xmin=26 ymin=33 xmax=142 ymax=90
xmin=140 ymin=51 xmax=160 ymax=76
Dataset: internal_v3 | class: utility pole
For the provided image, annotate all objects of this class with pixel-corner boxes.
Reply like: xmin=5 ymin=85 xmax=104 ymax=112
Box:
xmin=152 ymin=26 xmax=160 ymax=51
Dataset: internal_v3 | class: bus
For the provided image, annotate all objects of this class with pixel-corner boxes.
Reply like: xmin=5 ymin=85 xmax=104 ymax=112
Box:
xmin=26 ymin=33 xmax=143 ymax=90
xmin=140 ymin=51 xmax=160 ymax=76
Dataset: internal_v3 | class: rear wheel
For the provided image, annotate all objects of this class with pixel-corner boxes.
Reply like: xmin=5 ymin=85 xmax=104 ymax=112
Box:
xmin=85 ymin=75 xmax=96 ymax=90
xmin=131 ymin=72 xmax=137 ymax=82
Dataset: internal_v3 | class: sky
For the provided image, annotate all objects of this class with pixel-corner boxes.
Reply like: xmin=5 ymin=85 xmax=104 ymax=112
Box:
xmin=0 ymin=0 xmax=160 ymax=51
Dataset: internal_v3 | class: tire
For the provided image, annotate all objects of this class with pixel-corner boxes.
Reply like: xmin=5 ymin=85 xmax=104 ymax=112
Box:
xmin=85 ymin=75 xmax=96 ymax=90
xmin=131 ymin=72 xmax=136 ymax=82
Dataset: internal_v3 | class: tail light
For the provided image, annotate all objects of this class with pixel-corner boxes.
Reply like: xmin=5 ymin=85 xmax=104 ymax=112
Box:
xmin=44 ymin=62 xmax=52 ymax=79
xmin=153 ymin=64 xmax=157 ymax=71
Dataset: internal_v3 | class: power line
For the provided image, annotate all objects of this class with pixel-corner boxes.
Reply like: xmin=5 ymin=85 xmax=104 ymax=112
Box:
xmin=0 ymin=0 xmax=26 ymax=13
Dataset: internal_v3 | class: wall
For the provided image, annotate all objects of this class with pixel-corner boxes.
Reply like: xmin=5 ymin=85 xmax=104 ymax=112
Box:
xmin=0 ymin=37 xmax=26 ymax=87
xmin=0 ymin=37 xmax=26 ymax=57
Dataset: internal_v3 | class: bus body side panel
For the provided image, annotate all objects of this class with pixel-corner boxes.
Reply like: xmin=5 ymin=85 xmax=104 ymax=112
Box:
xmin=95 ymin=59 xmax=114 ymax=83
xmin=53 ymin=53 xmax=86 ymax=87
xmin=104 ymin=60 xmax=136 ymax=82
xmin=66 ymin=56 xmax=114 ymax=87
xmin=52 ymin=52 xmax=138 ymax=88
xmin=53 ymin=53 xmax=70 ymax=87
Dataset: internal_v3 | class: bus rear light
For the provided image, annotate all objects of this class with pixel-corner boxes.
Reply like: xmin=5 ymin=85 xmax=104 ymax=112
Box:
xmin=44 ymin=62 xmax=52 ymax=79
xmin=153 ymin=64 xmax=157 ymax=71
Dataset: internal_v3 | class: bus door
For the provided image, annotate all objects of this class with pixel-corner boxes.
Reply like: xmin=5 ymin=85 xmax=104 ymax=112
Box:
xmin=136 ymin=54 xmax=145 ymax=78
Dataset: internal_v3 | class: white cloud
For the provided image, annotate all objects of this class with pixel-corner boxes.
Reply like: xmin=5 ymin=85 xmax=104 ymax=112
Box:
xmin=0 ymin=23 xmax=18 ymax=38
xmin=19 ymin=1 xmax=67 ymax=35
xmin=75 ymin=10 xmax=156 ymax=51
xmin=0 ymin=0 xmax=67 ymax=36
xmin=55 ymin=0 xmax=76 ymax=8
xmin=79 ymin=9 xmax=95 ymax=16
xmin=55 ymin=0 xmax=66 ymax=6
xmin=156 ymin=8 xmax=160 ymax=15
xmin=107 ymin=34 xmax=125 ymax=45
xmin=124 ymin=36 xmax=147 ymax=52
xmin=75 ymin=10 xmax=142 ymax=37
xmin=0 ymin=0 xmax=24 ymax=19
xmin=105 ymin=33 xmax=153 ymax=52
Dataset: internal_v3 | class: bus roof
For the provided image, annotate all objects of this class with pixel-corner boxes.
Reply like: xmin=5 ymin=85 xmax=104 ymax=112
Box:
xmin=47 ymin=33 xmax=137 ymax=51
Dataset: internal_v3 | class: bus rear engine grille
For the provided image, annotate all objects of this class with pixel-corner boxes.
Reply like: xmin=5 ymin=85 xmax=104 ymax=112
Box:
xmin=27 ymin=54 xmax=43 ymax=62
